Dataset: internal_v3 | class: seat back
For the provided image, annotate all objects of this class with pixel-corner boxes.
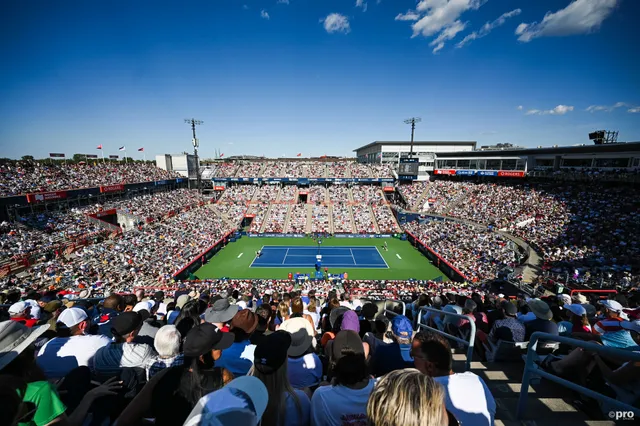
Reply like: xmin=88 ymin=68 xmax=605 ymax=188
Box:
xmin=486 ymin=340 xmax=529 ymax=362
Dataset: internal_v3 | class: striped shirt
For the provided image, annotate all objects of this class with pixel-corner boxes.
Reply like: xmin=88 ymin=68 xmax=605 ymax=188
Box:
xmin=594 ymin=317 xmax=637 ymax=349
xmin=93 ymin=342 xmax=157 ymax=377
xmin=145 ymin=354 xmax=184 ymax=380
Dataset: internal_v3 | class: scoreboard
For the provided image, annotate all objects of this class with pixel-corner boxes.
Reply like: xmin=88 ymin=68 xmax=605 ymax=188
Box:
xmin=398 ymin=158 xmax=419 ymax=180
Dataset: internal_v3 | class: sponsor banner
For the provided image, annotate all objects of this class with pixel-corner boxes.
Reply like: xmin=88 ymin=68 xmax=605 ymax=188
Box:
xmin=85 ymin=154 xmax=99 ymax=159
xmin=213 ymin=177 xmax=396 ymax=184
xmin=26 ymin=191 xmax=68 ymax=203
xmin=155 ymin=180 xmax=168 ymax=185
xmin=176 ymin=178 xmax=184 ymax=183
xmin=49 ymin=153 xmax=65 ymax=158
xmin=244 ymin=214 xmax=256 ymax=218
xmin=298 ymin=190 xmax=309 ymax=195
xmin=497 ymin=170 xmax=525 ymax=178
xmin=297 ymin=178 xmax=309 ymax=185
xmin=455 ymin=169 xmax=476 ymax=176
xmin=109 ymin=155 xmax=119 ymax=159
xmin=477 ymin=170 xmax=498 ymax=177
xmin=247 ymin=233 xmax=305 ymax=238
xmin=427 ymin=198 xmax=436 ymax=203
xmin=94 ymin=209 xmax=117 ymax=218
xmin=214 ymin=186 xmax=226 ymax=191
xmin=383 ymin=186 xmax=394 ymax=192
xmin=434 ymin=169 xmax=456 ymax=175
xmin=100 ymin=184 xmax=124 ymax=193
xmin=334 ymin=234 xmax=392 ymax=238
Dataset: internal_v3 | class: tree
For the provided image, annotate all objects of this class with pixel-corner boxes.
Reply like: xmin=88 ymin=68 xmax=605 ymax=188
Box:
xmin=21 ymin=155 xmax=34 ymax=161
xmin=72 ymin=154 xmax=85 ymax=163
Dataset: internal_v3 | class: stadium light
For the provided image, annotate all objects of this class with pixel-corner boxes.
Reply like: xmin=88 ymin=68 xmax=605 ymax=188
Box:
xmin=404 ymin=117 xmax=422 ymax=158
xmin=184 ymin=119 xmax=204 ymax=192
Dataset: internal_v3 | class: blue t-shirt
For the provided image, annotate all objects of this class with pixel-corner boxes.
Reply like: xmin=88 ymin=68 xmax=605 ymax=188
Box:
xmin=371 ymin=342 xmax=414 ymax=377
xmin=215 ymin=340 xmax=256 ymax=376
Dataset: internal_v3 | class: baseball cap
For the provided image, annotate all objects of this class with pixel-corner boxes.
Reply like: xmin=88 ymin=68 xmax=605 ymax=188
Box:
xmin=8 ymin=302 xmax=29 ymax=315
xmin=502 ymin=301 xmax=517 ymax=316
xmin=133 ymin=301 xmax=153 ymax=313
xmin=183 ymin=323 xmax=235 ymax=358
xmin=183 ymin=376 xmax=268 ymax=426
xmin=111 ymin=312 xmax=143 ymax=337
xmin=601 ymin=299 xmax=624 ymax=313
xmin=57 ymin=307 xmax=88 ymax=328
xmin=331 ymin=330 xmax=364 ymax=360
xmin=391 ymin=315 xmax=413 ymax=339
xmin=254 ymin=331 xmax=291 ymax=375
xmin=564 ymin=303 xmax=586 ymax=317
xmin=230 ymin=310 xmax=258 ymax=335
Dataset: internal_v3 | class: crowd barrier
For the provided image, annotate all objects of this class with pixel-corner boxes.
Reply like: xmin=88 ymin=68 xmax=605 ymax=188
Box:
xmin=518 ymin=332 xmax=640 ymax=420
xmin=570 ymin=289 xmax=617 ymax=298
xmin=383 ymin=299 xmax=406 ymax=318
xmin=405 ymin=231 xmax=468 ymax=282
xmin=417 ymin=306 xmax=476 ymax=372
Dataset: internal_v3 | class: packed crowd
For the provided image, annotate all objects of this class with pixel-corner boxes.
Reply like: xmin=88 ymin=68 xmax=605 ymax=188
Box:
xmin=373 ymin=206 xmax=401 ymax=234
xmin=262 ymin=206 xmax=288 ymax=233
xmin=2 ymin=280 xmax=637 ymax=426
xmin=0 ymin=161 xmax=180 ymax=197
xmin=311 ymin=206 xmax=330 ymax=234
xmin=217 ymin=185 xmax=256 ymax=204
xmin=331 ymin=205 xmax=354 ymax=234
xmin=405 ymin=220 xmax=522 ymax=282
xmin=287 ymin=204 xmax=308 ymax=234
xmin=279 ymin=185 xmax=298 ymax=203
xmin=308 ymin=186 xmax=327 ymax=204
xmin=351 ymin=185 xmax=384 ymax=205
xmin=211 ymin=161 xmax=393 ymax=179
xmin=327 ymin=185 xmax=350 ymax=204
xmin=352 ymin=205 xmax=377 ymax=234
xmin=253 ymin=185 xmax=280 ymax=204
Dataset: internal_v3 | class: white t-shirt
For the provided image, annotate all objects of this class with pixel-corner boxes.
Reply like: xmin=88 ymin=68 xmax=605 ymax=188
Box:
xmin=283 ymin=390 xmax=311 ymax=426
xmin=37 ymin=334 xmax=111 ymax=379
xmin=310 ymin=379 xmax=375 ymax=426
xmin=433 ymin=372 xmax=496 ymax=426
xmin=305 ymin=311 xmax=320 ymax=330
xmin=288 ymin=353 xmax=323 ymax=389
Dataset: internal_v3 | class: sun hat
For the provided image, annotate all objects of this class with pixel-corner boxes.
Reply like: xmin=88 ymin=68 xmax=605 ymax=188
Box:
xmin=527 ymin=299 xmax=552 ymax=321
xmin=558 ymin=294 xmax=572 ymax=305
xmin=57 ymin=307 xmax=88 ymax=328
xmin=183 ymin=376 xmax=268 ymax=426
xmin=204 ymin=299 xmax=239 ymax=324
xmin=564 ymin=304 xmax=586 ymax=317
xmin=183 ymin=323 xmax=235 ymax=358
xmin=176 ymin=294 xmax=191 ymax=309
xmin=278 ymin=317 xmax=315 ymax=357
xmin=254 ymin=331 xmax=292 ymax=375
xmin=0 ymin=322 xmax=50 ymax=371
xmin=601 ymin=299 xmax=624 ymax=313
xmin=230 ymin=310 xmax=258 ymax=335
xmin=572 ymin=293 xmax=588 ymax=304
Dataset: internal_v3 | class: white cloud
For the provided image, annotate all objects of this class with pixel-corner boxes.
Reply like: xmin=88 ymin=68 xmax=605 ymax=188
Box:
xmin=629 ymin=107 xmax=640 ymax=113
xmin=396 ymin=0 xmax=487 ymax=54
xmin=260 ymin=9 xmax=270 ymax=19
xmin=356 ymin=0 xmax=368 ymax=12
xmin=516 ymin=105 xmax=523 ymax=111
xmin=515 ymin=0 xmax=619 ymax=42
xmin=430 ymin=20 xmax=466 ymax=53
xmin=457 ymin=8 xmax=521 ymax=48
xmin=322 ymin=13 xmax=351 ymax=34
xmin=586 ymin=102 xmax=629 ymax=112
xmin=395 ymin=11 xmax=420 ymax=21
xmin=525 ymin=105 xmax=574 ymax=115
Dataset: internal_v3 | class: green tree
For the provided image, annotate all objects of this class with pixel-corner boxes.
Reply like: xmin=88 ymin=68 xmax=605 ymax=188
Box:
xmin=21 ymin=155 xmax=34 ymax=161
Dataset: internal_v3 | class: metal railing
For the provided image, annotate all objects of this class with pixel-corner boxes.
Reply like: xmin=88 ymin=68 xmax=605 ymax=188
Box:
xmin=417 ymin=306 xmax=476 ymax=372
xmin=383 ymin=299 xmax=406 ymax=318
xmin=517 ymin=332 xmax=640 ymax=420
xmin=0 ymin=297 xmax=106 ymax=309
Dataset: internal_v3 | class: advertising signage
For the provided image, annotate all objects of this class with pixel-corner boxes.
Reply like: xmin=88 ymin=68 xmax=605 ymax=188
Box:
xmin=26 ymin=191 xmax=68 ymax=203
xmin=433 ymin=169 xmax=525 ymax=178
xmin=100 ymin=184 xmax=125 ymax=193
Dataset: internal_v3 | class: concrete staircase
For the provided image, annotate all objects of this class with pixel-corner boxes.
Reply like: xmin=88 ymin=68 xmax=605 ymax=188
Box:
xmin=413 ymin=185 xmax=431 ymax=211
xmin=206 ymin=204 xmax=235 ymax=229
xmin=368 ymin=205 xmax=381 ymax=234
xmin=328 ymin=205 xmax=335 ymax=234
xmin=258 ymin=204 xmax=273 ymax=233
xmin=449 ymin=352 xmax=615 ymax=426
xmin=347 ymin=205 xmax=357 ymax=233
xmin=305 ymin=204 xmax=313 ymax=233
xmin=347 ymin=187 xmax=355 ymax=202
xmin=274 ymin=186 xmax=283 ymax=202
xmin=282 ymin=205 xmax=293 ymax=233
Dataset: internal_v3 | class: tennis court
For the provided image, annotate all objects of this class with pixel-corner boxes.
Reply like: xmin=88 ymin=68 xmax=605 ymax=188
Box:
xmin=250 ymin=245 xmax=389 ymax=268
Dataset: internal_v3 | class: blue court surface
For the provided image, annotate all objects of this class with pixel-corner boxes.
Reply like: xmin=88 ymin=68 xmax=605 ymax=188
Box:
xmin=250 ymin=246 xmax=389 ymax=268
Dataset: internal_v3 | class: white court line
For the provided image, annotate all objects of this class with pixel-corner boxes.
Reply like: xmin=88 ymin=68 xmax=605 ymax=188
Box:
xmin=396 ymin=254 xmax=402 ymax=260
xmin=349 ymin=248 xmax=357 ymax=265
xmin=375 ymin=246 xmax=390 ymax=268
xmin=237 ymin=253 xmax=243 ymax=259
xmin=282 ymin=248 xmax=290 ymax=265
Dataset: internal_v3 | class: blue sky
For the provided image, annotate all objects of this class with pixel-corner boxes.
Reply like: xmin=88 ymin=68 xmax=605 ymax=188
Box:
xmin=1 ymin=0 xmax=638 ymax=159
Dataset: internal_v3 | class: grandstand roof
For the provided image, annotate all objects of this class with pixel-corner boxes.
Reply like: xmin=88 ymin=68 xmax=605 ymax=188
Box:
xmin=435 ymin=141 xmax=640 ymax=157
xmin=353 ymin=141 xmax=477 ymax=152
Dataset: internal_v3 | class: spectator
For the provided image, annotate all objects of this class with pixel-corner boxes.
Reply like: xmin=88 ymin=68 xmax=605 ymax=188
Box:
xmin=524 ymin=299 xmax=559 ymax=341
xmin=216 ymin=309 xmax=259 ymax=376
xmin=367 ymin=368 xmax=448 ymax=426
xmin=488 ymin=301 xmax=525 ymax=343
xmin=370 ymin=315 xmax=414 ymax=377
xmin=203 ymin=298 xmax=239 ymax=331
xmin=37 ymin=307 xmax=110 ymax=379
xmin=250 ymin=304 xmax=273 ymax=346
xmin=280 ymin=317 xmax=322 ymax=389
xmin=92 ymin=311 xmax=157 ymax=379
xmin=311 ymin=330 xmax=375 ymax=426
xmin=8 ymin=302 xmax=37 ymax=328
xmin=249 ymin=331 xmax=311 ymax=426
xmin=412 ymin=331 xmax=496 ymax=426
xmin=557 ymin=304 xmax=591 ymax=336
xmin=93 ymin=294 xmax=123 ymax=338
xmin=145 ymin=325 xmax=184 ymax=380
xmin=591 ymin=300 xmax=637 ymax=349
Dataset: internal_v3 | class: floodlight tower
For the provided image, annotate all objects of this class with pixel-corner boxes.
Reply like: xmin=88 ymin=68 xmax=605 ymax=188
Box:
xmin=404 ymin=117 xmax=422 ymax=159
xmin=184 ymin=118 xmax=203 ymax=192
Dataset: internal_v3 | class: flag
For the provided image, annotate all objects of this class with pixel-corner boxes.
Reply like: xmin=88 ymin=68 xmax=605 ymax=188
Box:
xmin=297 ymin=153 xmax=302 ymax=157
xmin=138 ymin=147 xmax=144 ymax=152
xmin=220 ymin=153 xmax=224 ymax=158
xmin=119 ymin=146 xmax=125 ymax=151
xmin=97 ymin=144 xmax=102 ymax=150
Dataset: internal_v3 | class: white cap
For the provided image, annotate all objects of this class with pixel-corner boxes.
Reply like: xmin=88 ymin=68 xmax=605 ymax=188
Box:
xmin=601 ymin=299 xmax=624 ymax=313
xmin=57 ymin=307 xmax=88 ymax=328
xmin=133 ymin=301 xmax=153 ymax=313
xmin=8 ymin=301 xmax=29 ymax=315
xmin=237 ymin=301 xmax=247 ymax=310
xmin=498 ymin=293 xmax=505 ymax=298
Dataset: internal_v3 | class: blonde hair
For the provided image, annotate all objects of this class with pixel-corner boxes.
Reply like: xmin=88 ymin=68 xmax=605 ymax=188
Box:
xmin=248 ymin=362 xmax=302 ymax=426
xmin=367 ymin=369 xmax=447 ymax=426
xmin=277 ymin=301 xmax=289 ymax=321
xmin=307 ymin=298 xmax=317 ymax=313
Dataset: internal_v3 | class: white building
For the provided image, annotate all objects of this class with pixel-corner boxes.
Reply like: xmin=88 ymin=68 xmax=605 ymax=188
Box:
xmin=353 ymin=141 xmax=476 ymax=180
xmin=155 ymin=153 xmax=198 ymax=178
